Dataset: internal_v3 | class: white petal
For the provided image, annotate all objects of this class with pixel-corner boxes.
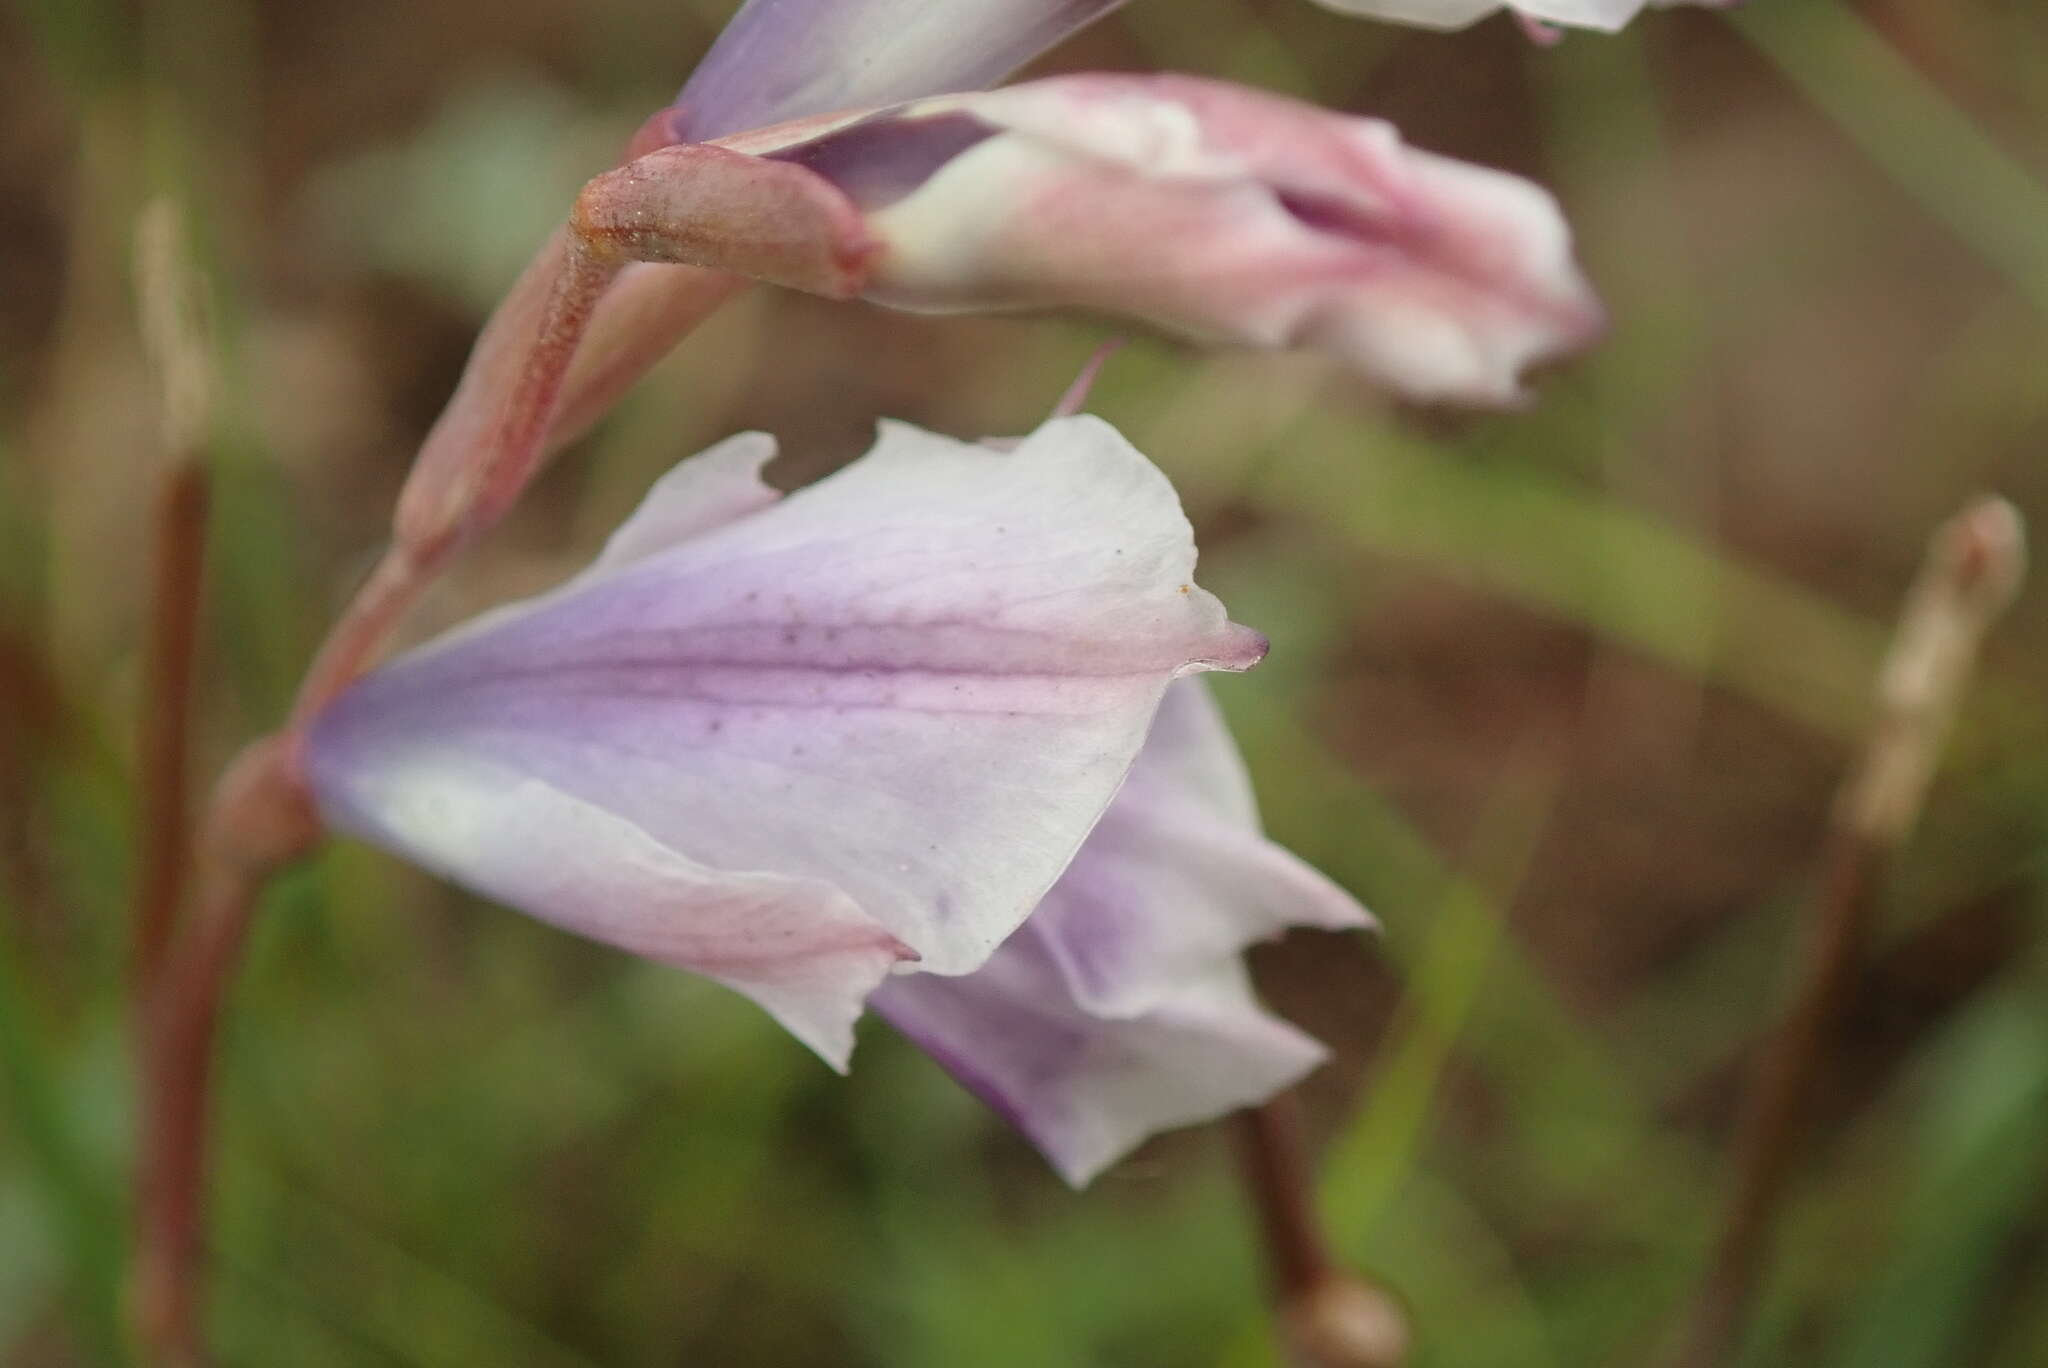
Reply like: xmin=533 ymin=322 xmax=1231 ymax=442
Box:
xmin=324 ymin=752 xmax=910 ymax=1067
xmin=586 ymin=430 xmax=782 ymax=574
xmin=1306 ymin=0 xmax=1656 ymax=31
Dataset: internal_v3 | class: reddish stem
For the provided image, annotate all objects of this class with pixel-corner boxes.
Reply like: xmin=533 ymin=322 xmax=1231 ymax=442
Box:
xmin=296 ymin=243 xmax=623 ymax=726
xmin=1666 ymin=835 xmax=1879 ymax=1368
xmin=1234 ymin=1092 xmax=1334 ymax=1298
xmin=132 ymin=858 xmax=262 ymax=1367
xmin=131 ymin=228 xmax=627 ymax=1365
xmin=1666 ymin=497 xmax=2023 ymax=1368
xmin=133 ymin=462 xmax=210 ymax=987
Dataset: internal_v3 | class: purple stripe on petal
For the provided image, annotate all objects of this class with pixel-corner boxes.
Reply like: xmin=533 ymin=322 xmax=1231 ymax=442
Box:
xmin=307 ymin=416 xmax=1261 ymax=1065
xmin=677 ymin=0 xmax=1128 ymax=141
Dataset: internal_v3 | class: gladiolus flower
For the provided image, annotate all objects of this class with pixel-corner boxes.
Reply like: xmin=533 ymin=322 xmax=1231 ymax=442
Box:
xmin=874 ymin=677 xmax=1370 ymax=1184
xmin=305 ymin=415 xmax=1264 ymax=1066
xmin=579 ymin=75 xmax=1602 ymax=405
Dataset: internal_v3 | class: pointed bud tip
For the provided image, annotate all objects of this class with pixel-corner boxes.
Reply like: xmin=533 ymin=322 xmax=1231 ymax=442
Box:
xmin=1942 ymin=494 xmax=2026 ymax=614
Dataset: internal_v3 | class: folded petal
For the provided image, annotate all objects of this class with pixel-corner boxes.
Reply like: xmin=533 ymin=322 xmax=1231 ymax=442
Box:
xmin=870 ymin=678 xmax=1367 ymax=1180
xmin=307 ymin=415 xmax=1264 ymax=1062
xmin=874 ymin=931 xmax=1327 ymax=1185
xmin=1029 ymin=679 xmax=1371 ymax=1019
xmin=742 ymin=75 xmax=1602 ymax=404
xmin=677 ymin=0 xmax=1130 ymax=142
xmin=324 ymin=755 xmax=911 ymax=1067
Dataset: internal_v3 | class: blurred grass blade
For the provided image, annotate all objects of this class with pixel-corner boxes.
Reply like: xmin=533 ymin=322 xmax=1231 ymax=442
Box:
xmin=1254 ymin=416 xmax=1888 ymax=741
xmin=1821 ymin=991 xmax=2048 ymax=1368
xmin=1318 ymin=763 xmax=1556 ymax=1235
xmin=0 ymin=896 xmax=124 ymax=1364
xmin=1732 ymin=0 xmax=2048 ymax=316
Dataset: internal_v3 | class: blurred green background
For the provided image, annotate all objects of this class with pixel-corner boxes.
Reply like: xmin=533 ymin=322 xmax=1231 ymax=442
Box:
xmin=6 ymin=0 xmax=2048 ymax=1363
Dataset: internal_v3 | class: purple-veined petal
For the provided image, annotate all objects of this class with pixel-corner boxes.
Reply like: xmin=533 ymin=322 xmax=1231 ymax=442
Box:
xmin=306 ymin=415 xmax=1263 ymax=1067
xmin=874 ymin=930 xmax=1327 ymax=1185
xmin=736 ymin=75 xmax=1602 ymax=404
xmin=677 ymin=0 xmax=1130 ymax=142
xmin=873 ymin=677 xmax=1369 ymax=1182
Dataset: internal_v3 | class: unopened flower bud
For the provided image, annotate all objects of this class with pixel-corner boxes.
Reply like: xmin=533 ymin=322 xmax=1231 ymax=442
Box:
xmin=737 ymin=75 xmax=1603 ymax=404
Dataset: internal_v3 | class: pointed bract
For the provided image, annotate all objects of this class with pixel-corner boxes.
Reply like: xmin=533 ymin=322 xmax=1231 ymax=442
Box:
xmin=874 ymin=678 xmax=1370 ymax=1183
xmin=305 ymin=418 xmax=1263 ymax=1068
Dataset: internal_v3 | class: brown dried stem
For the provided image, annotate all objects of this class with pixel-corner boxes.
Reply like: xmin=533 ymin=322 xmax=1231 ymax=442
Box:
xmin=1667 ymin=496 xmax=2025 ymax=1368
xmin=131 ymin=863 xmax=261 ymax=1365
xmin=1235 ymin=1093 xmax=1334 ymax=1298
xmin=130 ymin=202 xmax=214 ymax=990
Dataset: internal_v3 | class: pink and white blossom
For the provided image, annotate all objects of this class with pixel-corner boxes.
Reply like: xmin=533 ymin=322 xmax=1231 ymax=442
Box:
xmin=639 ymin=75 xmax=1603 ymax=404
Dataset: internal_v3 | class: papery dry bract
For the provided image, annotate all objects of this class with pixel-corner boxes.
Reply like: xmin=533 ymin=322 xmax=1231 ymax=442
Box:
xmin=737 ymin=75 xmax=1602 ymax=404
xmin=305 ymin=417 xmax=1262 ymax=1066
xmin=875 ymin=678 xmax=1370 ymax=1185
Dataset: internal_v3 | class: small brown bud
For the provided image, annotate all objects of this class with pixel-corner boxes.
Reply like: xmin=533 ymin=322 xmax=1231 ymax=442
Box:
xmin=1282 ymin=1274 xmax=1412 ymax=1368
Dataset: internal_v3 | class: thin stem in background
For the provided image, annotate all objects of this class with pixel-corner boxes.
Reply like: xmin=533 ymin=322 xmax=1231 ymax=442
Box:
xmin=130 ymin=201 xmax=214 ymax=989
xmin=132 ymin=464 xmax=208 ymax=987
xmin=131 ymin=858 xmax=262 ymax=1367
xmin=1667 ymin=496 xmax=2026 ymax=1368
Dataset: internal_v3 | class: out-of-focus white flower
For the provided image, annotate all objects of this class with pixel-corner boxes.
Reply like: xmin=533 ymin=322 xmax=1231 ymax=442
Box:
xmin=1309 ymin=0 xmax=1732 ymax=36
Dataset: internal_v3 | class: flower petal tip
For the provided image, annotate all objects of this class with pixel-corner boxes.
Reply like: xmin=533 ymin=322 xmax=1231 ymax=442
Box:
xmin=1190 ymin=623 xmax=1269 ymax=675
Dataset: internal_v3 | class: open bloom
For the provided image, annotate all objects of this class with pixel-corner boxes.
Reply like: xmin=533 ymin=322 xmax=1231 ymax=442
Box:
xmin=875 ymin=677 xmax=1370 ymax=1184
xmin=305 ymin=415 xmax=1265 ymax=1065
xmin=678 ymin=74 xmax=1602 ymax=404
